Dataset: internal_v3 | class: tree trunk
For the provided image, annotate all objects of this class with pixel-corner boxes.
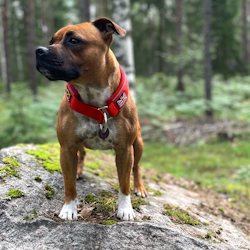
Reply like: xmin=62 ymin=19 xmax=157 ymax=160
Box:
xmin=14 ymin=15 xmax=23 ymax=81
xmin=112 ymin=0 xmax=136 ymax=100
xmin=80 ymin=0 xmax=90 ymax=22
xmin=203 ymin=0 xmax=213 ymax=118
xmin=95 ymin=0 xmax=101 ymax=18
xmin=242 ymin=0 xmax=248 ymax=73
xmin=158 ymin=5 xmax=165 ymax=73
xmin=24 ymin=0 xmax=38 ymax=97
xmin=176 ymin=0 xmax=184 ymax=92
xmin=0 ymin=0 xmax=11 ymax=94
xmin=103 ymin=0 xmax=109 ymax=17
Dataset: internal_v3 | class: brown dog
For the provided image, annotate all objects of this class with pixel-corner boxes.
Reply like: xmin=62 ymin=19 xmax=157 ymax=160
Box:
xmin=36 ymin=17 xmax=147 ymax=220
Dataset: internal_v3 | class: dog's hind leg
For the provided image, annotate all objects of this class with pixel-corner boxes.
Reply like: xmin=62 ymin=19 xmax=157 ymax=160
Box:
xmin=133 ymin=133 xmax=147 ymax=198
xmin=77 ymin=146 xmax=86 ymax=179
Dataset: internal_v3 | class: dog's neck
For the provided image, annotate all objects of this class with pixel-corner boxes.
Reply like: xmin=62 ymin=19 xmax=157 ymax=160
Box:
xmin=70 ymin=49 xmax=120 ymax=107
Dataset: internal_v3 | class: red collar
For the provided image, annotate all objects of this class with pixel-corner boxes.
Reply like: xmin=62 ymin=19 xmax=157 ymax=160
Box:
xmin=65 ymin=66 xmax=129 ymax=124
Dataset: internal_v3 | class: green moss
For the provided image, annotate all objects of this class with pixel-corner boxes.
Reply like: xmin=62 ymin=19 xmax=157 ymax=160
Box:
xmin=45 ymin=184 xmax=54 ymax=198
xmin=132 ymin=197 xmax=149 ymax=210
xmin=98 ymin=198 xmax=116 ymax=212
xmin=26 ymin=143 xmax=61 ymax=173
xmin=85 ymin=148 xmax=101 ymax=157
xmin=1 ymin=157 xmax=20 ymax=179
xmin=3 ymin=157 xmax=19 ymax=166
xmin=154 ymin=190 xmax=163 ymax=196
xmin=164 ymin=204 xmax=201 ymax=226
xmin=32 ymin=209 xmax=40 ymax=219
xmin=142 ymin=215 xmax=151 ymax=221
xmin=100 ymin=190 xmax=112 ymax=197
xmin=23 ymin=209 xmax=40 ymax=221
xmin=23 ymin=215 xmax=29 ymax=220
xmin=34 ymin=176 xmax=42 ymax=182
xmin=0 ymin=166 xmax=19 ymax=178
xmin=6 ymin=189 xmax=24 ymax=198
xmin=87 ymin=168 xmax=100 ymax=176
xmin=218 ymin=207 xmax=225 ymax=214
xmin=100 ymin=220 xmax=117 ymax=225
xmin=205 ymin=232 xmax=212 ymax=240
xmin=16 ymin=144 xmax=27 ymax=147
xmin=85 ymin=194 xmax=94 ymax=203
xmin=86 ymin=159 xmax=102 ymax=169
xmin=85 ymin=194 xmax=116 ymax=215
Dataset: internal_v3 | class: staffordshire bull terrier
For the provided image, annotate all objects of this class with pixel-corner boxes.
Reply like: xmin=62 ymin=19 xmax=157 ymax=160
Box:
xmin=36 ymin=17 xmax=147 ymax=221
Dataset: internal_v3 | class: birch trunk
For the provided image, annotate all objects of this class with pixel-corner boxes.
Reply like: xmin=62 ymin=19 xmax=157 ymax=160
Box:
xmin=112 ymin=0 xmax=136 ymax=100
xmin=242 ymin=0 xmax=248 ymax=73
xmin=0 ymin=0 xmax=11 ymax=93
xmin=203 ymin=0 xmax=213 ymax=118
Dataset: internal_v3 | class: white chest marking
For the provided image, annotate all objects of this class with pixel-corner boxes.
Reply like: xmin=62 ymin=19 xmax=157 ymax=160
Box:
xmin=73 ymin=84 xmax=117 ymax=150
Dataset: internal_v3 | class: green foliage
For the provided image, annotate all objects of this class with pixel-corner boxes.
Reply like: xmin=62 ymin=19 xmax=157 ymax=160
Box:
xmin=6 ymin=189 xmax=24 ymax=198
xmin=212 ymin=0 xmax=242 ymax=78
xmin=136 ymin=74 xmax=250 ymax=122
xmin=0 ymin=82 xmax=63 ymax=149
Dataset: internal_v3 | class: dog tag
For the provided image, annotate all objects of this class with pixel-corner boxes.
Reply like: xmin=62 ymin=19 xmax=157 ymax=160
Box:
xmin=99 ymin=128 xmax=109 ymax=139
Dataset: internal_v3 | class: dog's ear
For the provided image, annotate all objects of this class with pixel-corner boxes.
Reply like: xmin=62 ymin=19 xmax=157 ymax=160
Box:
xmin=92 ymin=17 xmax=126 ymax=41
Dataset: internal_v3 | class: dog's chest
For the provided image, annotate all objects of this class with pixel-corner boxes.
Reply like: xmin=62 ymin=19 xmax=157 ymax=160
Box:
xmin=73 ymin=84 xmax=117 ymax=150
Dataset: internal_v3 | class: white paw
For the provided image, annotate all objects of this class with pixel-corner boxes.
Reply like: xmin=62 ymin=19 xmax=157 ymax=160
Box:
xmin=117 ymin=189 xmax=135 ymax=221
xmin=59 ymin=199 xmax=77 ymax=220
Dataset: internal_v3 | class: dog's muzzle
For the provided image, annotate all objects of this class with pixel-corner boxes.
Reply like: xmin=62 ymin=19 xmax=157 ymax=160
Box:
xmin=36 ymin=46 xmax=49 ymax=56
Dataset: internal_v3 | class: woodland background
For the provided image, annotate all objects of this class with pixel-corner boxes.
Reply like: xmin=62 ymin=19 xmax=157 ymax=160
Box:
xmin=1 ymin=0 xmax=250 ymax=207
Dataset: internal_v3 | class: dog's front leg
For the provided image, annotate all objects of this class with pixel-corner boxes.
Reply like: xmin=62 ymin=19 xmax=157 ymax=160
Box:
xmin=59 ymin=145 xmax=78 ymax=220
xmin=115 ymin=145 xmax=135 ymax=220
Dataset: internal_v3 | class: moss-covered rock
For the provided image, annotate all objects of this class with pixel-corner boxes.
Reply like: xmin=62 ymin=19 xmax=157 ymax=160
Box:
xmin=164 ymin=204 xmax=201 ymax=226
xmin=0 ymin=156 xmax=20 ymax=179
xmin=26 ymin=143 xmax=61 ymax=173
xmin=6 ymin=188 xmax=24 ymax=198
xmin=45 ymin=184 xmax=54 ymax=199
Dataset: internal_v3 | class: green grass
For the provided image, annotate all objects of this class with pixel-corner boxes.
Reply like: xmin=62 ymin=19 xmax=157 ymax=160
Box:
xmin=142 ymin=139 xmax=250 ymax=195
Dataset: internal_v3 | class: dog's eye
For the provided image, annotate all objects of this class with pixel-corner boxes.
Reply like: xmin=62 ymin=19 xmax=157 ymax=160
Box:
xmin=68 ymin=38 xmax=80 ymax=44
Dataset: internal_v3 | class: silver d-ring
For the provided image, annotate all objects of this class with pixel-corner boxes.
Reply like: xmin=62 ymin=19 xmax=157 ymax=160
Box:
xmin=99 ymin=112 xmax=108 ymax=133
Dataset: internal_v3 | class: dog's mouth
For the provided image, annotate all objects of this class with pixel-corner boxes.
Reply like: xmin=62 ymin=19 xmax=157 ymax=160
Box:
xmin=36 ymin=46 xmax=80 ymax=81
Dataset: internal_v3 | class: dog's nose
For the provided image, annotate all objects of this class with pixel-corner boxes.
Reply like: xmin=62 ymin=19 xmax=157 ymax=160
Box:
xmin=36 ymin=46 xmax=49 ymax=56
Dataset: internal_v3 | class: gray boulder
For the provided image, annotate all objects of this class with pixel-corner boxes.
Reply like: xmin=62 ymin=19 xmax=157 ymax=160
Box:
xmin=0 ymin=145 xmax=249 ymax=250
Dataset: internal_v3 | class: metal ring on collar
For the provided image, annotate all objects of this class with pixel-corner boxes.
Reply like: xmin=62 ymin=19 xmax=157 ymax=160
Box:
xmin=99 ymin=112 xmax=108 ymax=133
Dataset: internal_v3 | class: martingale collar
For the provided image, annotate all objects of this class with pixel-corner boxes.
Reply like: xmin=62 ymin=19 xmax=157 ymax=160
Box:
xmin=65 ymin=66 xmax=129 ymax=125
